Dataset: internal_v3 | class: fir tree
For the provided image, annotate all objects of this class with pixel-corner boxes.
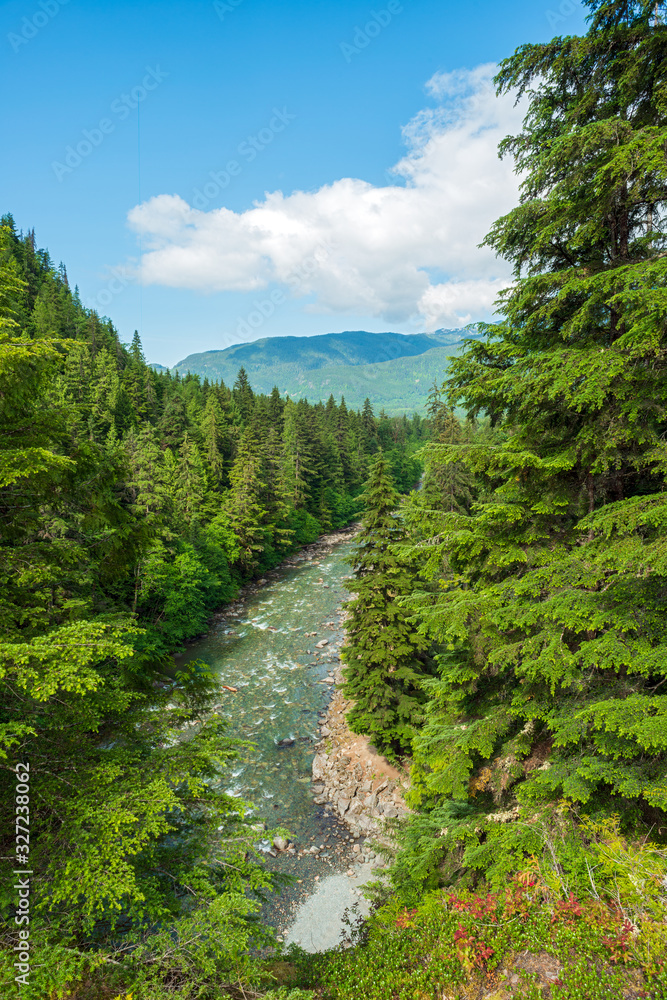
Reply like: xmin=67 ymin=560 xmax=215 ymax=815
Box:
xmin=233 ymin=365 xmax=254 ymax=424
xmin=402 ymin=0 xmax=667 ymax=888
xmin=361 ymin=396 xmax=378 ymax=455
xmin=200 ymin=393 xmax=228 ymax=487
xmin=172 ymin=432 xmax=208 ymax=527
xmin=341 ymin=452 xmax=427 ymax=754
xmin=130 ymin=328 xmax=145 ymax=364
xmin=224 ymin=424 xmax=269 ymax=571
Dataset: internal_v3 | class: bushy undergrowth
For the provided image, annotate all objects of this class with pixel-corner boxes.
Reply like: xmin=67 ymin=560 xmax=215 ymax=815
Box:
xmin=271 ymin=875 xmax=667 ymax=1000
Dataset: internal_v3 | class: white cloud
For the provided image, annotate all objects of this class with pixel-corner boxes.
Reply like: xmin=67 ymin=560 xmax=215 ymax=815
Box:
xmin=127 ymin=64 xmax=525 ymax=330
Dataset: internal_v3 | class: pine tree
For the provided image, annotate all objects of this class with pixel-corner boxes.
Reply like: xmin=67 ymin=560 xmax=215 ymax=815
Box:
xmin=126 ymin=421 xmax=171 ymax=524
xmin=224 ymin=424 xmax=269 ymax=571
xmin=419 ymin=385 xmax=475 ymax=515
xmin=158 ymin=391 xmax=190 ymax=449
xmin=341 ymin=452 xmax=427 ymax=754
xmin=404 ymin=0 xmax=667 ymax=885
xmin=268 ymin=385 xmax=285 ymax=433
xmin=233 ymin=366 xmax=254 ymax=424
xmin=89 ymin=347 xmax=121 ymax=439
xmin=130 ymin=329 xmax=145 ymax=364
xmin=200 ymin=393 xmax=228 ymax=487
xmin=282 ymin=397 xmax=316 ymax=509
xmin=336 ymin=395 xmax=360 ymax=492
xmin=171 ymin=432 xmax=207 ymax=526
xmin=361 ymin=396 xmax=378 ymax=456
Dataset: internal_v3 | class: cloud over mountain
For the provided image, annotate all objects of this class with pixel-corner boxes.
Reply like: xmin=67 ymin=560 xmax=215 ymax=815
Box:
xmin=127 ymin=64 xmax=525 ymax=329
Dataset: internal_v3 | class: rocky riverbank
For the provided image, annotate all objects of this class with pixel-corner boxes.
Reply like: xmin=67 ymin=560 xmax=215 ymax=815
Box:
xmin=310 ymin=610 xmax=411 ymax=842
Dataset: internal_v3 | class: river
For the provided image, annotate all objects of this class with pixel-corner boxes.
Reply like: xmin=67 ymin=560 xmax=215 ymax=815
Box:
xmin=178 ymin=528 xmax=374 ymax=944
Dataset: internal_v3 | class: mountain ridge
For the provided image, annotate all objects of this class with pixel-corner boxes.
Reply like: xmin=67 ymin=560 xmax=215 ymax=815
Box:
xmin=171 ymin=329 xmax=463 ymax=375
xmin=152 ymin=328 xmax=483 ymax=415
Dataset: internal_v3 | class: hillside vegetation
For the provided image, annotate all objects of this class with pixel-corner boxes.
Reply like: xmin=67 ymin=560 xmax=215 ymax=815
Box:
xmin=0 ymin=215 xmax=427 ymax=999
xmin=4 ymin=2 xmax=667 ymax=999
xmin=170 ymin=331 xmax=469 ymax=414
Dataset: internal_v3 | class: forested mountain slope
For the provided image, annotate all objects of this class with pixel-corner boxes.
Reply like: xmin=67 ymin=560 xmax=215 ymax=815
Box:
xmin=4 ymin=2 xmax=667 ymax=998
xmin=169 ymin=329 xmax=471 ymax=413
xmin=0 ymin=213 xmax=427 ymax=997
xmin=242 ymin=343 xmax=464 ymax=414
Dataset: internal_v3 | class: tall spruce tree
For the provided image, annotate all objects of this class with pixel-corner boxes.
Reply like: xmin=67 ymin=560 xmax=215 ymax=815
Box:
xmin=233 ymin=365 xmax=255 ymax=424
xmin=341 ymin=452 xmax=427 ymax=754
xmin=402 ymin=0 xmax=667 ymax=888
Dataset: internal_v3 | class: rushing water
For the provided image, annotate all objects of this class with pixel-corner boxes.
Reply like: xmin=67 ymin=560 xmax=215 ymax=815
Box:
xmin=179 ymin=535 xmax=355 ymax=846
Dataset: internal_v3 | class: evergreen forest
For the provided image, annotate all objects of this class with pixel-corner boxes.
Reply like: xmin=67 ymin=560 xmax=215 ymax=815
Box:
xmin=3 ymin=1 xmax=667 ymax=998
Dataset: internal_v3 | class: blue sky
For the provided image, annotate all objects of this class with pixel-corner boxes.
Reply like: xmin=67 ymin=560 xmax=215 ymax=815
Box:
xmin=1 ymin=0 xmax=588 ymax=365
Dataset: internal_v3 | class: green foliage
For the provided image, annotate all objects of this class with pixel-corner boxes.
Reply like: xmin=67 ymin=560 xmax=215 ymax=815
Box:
xmin=171 ymin=331 xmax=469 ymax=415
xmin=308 ymin=880 xmax=667 ymax=1000
xmin=395 ymin=0 xmax=667 ymax=900
xmin=341 ymin=452 xmax=429 ymax=754
xmin=0 ymin=214 xmax=429 ymax=997
xmin=260 ymin=990 xmax=318 ymax=1000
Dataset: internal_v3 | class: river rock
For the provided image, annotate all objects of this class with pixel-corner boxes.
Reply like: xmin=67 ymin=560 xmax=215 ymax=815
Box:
xmin=273 ymin=836 xmax=289 ymax=852
xmin=320 ymin=726 xmax=331 ymax=736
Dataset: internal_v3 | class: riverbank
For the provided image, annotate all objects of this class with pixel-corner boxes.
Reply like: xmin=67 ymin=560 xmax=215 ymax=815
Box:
xmin=298 ymin=528 xmax=412 ymax=841
xmin=310 ymin=638 xmax=411 ymax=840
xmin=181 ymin=523 xmax=398 ymax=948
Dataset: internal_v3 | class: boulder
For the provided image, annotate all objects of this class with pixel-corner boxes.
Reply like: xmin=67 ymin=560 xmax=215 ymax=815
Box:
xmin=272 ymin=836 xmax=289 ymax=852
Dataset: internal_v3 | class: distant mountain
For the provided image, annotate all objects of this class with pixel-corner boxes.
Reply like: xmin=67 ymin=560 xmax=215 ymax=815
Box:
xmin=172 ymin=330 xmax=461 ymax=380
xmin=156 ymin=328 xmax=482 ymax=415
xmin=278 ymin=344 xmax=466 ymax=415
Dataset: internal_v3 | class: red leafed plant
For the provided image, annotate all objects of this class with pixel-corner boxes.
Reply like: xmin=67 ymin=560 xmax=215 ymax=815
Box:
xmin=551 ymin=893 xmax=583 ymax=923
xmin=453 ymin=924 xmax=495 ymax=973
xmin=602 ymin=919 xmax=634 ymax=964
xmin=394 ymin=907 xmax=418 ymax=929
